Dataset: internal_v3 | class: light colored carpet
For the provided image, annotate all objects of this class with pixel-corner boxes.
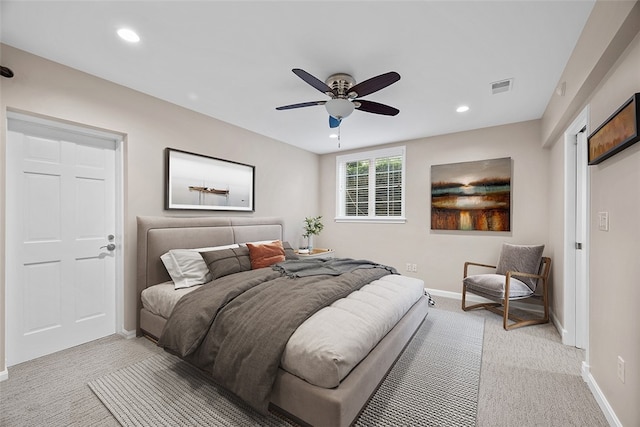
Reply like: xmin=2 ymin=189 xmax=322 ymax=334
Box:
xmin=88 ymin=309 xmax=484 ymax=427
xmin=354 ymin=309 xmax=483 ymax=427
xmin=1 ymin=296 xmax=608 ymax=427
xmin=0 ymin=334 xmax=164 ymax=427
xmin=433 ymin=297 xmax=609 ymax=427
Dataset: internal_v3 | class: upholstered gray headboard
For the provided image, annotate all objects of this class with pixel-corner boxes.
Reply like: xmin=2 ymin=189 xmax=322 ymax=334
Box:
xmin=136 ymin=216 xmax=284 ymax=312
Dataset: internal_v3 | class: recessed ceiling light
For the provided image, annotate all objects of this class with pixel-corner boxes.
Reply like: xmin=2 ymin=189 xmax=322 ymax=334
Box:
xmin=117 ymin=28 xmax=140 ymax=43
xmin=329 ymin=133 xmax=339 ymax=139
xmin=456 ymin=105 xmax=470 ymax=113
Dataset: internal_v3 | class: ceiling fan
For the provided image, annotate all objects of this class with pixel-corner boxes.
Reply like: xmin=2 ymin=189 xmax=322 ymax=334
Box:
xmin=276 ymin=68 xmax=400 ymax=128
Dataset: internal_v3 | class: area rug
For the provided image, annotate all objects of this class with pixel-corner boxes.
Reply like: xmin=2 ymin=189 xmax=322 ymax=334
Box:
xmin=89 ymin=308 xmax=484 ymax=427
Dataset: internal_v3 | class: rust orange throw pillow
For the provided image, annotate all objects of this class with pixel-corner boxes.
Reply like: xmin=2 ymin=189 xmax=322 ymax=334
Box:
xmin=246 ymin=240 xmax=286 ymax=269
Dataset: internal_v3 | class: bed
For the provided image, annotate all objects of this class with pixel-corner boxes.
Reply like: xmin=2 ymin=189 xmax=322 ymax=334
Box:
xmin=137 ymin=216 xmax=430 ymax=426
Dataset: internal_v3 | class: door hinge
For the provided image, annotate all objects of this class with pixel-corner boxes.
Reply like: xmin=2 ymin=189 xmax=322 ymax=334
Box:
xmin=575 ymin=242 xmax=583 ymax=250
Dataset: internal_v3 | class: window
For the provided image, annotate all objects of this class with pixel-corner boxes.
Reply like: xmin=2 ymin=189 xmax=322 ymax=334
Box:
xmin=336 ymin=146 xmax=406 ymax=222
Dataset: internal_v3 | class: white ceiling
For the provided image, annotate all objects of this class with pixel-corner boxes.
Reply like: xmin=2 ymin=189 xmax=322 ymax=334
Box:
xmin=1 ymin=1 xmax=595 ymax=154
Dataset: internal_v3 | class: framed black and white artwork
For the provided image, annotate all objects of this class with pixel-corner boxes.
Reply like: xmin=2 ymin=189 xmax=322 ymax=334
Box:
xmin=165 ymin=148 xmax=255 ymax=211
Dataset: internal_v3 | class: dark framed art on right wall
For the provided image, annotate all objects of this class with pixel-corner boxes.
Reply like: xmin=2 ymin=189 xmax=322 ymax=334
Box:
xmin=588 ymin=93 xmax=640 ymax=165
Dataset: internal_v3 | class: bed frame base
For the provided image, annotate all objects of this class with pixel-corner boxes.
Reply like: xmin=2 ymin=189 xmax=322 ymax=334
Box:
xmin=270 ymin=296 xmax=429 ymax=427
xmin=141 ymin=296 xmax=429 ymax=427
xmin=136 ymin=216 xmax=430 ymax=427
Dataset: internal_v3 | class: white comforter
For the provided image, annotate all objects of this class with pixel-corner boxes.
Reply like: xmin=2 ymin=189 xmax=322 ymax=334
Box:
xmin=141 ymin=273 xmax=425 ymax=388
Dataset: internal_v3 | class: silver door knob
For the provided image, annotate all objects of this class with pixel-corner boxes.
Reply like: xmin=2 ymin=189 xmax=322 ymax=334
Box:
xmin=100 ymin=243 xmax=116 ymax=251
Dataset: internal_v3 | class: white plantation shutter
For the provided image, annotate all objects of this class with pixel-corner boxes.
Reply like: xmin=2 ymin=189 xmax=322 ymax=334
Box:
xmin=345 ymin=160 xmax=369 ymax=216
xmin=336 ymin=147 xmax=406 ymax=223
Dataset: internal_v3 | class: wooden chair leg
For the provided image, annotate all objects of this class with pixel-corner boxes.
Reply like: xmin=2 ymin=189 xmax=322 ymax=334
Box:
xmin=461 ymin=284 xmax=467 ymax=310
xmin=462 ymin=287 xmax=503 ymax=313
xmin=503 ymin=295 xmax=510 ymax=330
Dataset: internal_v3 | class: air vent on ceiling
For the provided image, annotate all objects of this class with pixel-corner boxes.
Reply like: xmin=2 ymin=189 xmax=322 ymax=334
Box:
xmin=491 ymin=78 xmax=513 ymax=94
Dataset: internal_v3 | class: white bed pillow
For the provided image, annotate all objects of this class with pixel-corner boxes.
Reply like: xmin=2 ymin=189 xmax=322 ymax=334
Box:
xmin=161 ymin=244 xmax=239 ymax=289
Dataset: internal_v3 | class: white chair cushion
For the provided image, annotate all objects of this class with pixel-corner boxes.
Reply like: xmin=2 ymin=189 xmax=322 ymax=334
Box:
xmin=464 ymin=273 xmax=534 ymax=299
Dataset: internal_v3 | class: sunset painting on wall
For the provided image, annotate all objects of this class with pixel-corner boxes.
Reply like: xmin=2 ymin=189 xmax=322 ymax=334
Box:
xmin=431 ymin=157 xmax=511 ymax=231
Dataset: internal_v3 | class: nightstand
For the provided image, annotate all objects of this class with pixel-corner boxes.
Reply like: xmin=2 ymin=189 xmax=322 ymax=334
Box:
xmin=296 ymin=248 xmax=335 ymax=259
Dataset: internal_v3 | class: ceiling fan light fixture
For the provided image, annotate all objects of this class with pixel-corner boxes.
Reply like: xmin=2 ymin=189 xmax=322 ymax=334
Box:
xmin=325 ymin=98 xmax=355 ymax=119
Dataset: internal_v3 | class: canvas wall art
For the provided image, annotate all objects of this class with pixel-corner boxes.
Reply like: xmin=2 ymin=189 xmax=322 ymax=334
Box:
xmin=588 ymin=93 xmax=639 ymax=165
xmin=165 ymin=148 xmax=255 ymax=211
xmin=431 ymin=157 xmax=511 ymax=231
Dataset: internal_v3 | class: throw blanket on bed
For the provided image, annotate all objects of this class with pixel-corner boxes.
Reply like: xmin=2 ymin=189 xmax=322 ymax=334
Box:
xmin=272 ymin=257 xmax=398 ymax=278
xmin=157 ymin=261 xmax=394 ymax=414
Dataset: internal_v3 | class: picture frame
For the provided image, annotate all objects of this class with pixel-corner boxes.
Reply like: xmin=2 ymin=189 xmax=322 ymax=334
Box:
xmin=165 ymin=148 xmax=255 ymax=211
xmin=588 ymin=93 xmax=640 ymax=165
xmin=431 ymin=157 xmax=511 ymax=232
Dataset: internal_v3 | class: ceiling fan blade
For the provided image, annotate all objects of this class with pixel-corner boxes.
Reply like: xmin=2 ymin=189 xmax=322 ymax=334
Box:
xmin=276 ymin=101 xmax=326 ymax=110
xmin=355 ymin=100 xmax=399 ymax=116
xmin=1 ymin=66 xmax=14 ymax=78
xmin=348 ymin=71 xmax=400 ymax=98
xmin=329 ymin=116 xmax=342 ymax=128
xmin=292 ymin=68 xmax=335 ymax=96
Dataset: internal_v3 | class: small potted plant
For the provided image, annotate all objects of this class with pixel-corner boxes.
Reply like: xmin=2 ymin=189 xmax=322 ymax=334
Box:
xmin=303 ymin=216 xmax=324 ymax=252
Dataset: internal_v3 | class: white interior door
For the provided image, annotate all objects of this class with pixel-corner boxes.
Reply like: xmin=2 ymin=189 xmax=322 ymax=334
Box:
xmin=6 ymin=117 xmax=117 ymax=366
xmin=575 ymin=129 xmax=588 ymax=349
xmin=563 ymin=107 xmax=589 ymax=349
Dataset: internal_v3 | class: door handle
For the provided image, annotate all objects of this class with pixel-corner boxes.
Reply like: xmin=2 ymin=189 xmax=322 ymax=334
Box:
xmin=100 ymin=243 xmax=116 ymax=251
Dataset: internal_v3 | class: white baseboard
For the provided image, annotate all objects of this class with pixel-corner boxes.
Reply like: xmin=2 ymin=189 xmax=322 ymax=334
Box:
xmin=118 ymin=328 xmax=137 ymax=340
xmin=424 ymin=288 xmax=465 ymax=301
xmin=425 ymin=288 xmax=497 ymax=305
xmin=582 ymin=362 xmax=622 ymax=427
xmin=426 ymin=288 xmax=546 ymax=313
xmin=550 ymin=311 xmax=569 ymax=343
xmin=581 ymin=360 xmax=589 ymax=379
xmin=0 ymin=368 xmax=8 ymax=382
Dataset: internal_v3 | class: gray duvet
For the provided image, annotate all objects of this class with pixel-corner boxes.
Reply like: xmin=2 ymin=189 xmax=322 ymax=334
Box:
xmin=157 ymin=260 xmax=395 ymax=414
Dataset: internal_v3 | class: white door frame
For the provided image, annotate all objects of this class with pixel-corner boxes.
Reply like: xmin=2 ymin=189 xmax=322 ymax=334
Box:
xmin=4 ymin=111 xmax=127 ymax=365
xmin=562 ymin=106 xmax=589 ymax=350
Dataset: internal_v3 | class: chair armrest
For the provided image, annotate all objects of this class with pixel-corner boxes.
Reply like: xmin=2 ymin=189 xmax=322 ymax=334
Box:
xmin=464 ymin=261 xmax=496 ymax=278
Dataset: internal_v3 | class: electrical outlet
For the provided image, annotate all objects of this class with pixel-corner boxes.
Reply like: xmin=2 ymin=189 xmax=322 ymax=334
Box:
xmin=617 ymin=356 xmax=625 ymax=383
xmin=411 ymin=264 xmax=418 ymax=272
xmin=405 ymin=263 xmax=412 ymax=272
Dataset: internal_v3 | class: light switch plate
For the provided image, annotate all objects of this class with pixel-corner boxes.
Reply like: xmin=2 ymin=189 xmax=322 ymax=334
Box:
xmin=598 ymin=212 xmax=609 ymax=231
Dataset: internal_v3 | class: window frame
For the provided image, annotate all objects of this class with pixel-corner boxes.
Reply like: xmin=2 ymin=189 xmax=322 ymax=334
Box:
xmin=335 ymin=146 xmax=406 ymax=223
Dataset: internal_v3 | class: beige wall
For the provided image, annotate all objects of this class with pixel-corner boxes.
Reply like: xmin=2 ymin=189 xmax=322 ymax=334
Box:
xmin=542 ymin=1 xmax=640 ymax=425
xmin=319 ymin=120 xmax=550 ymax=294
xmin=0 ymin=45 xmax=319 ymax=373
xmin=585 ymin=31 xmax=640 ymax=427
